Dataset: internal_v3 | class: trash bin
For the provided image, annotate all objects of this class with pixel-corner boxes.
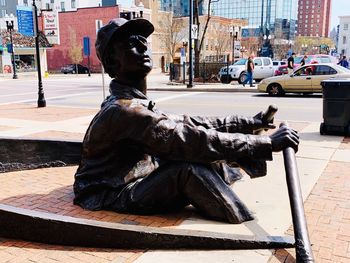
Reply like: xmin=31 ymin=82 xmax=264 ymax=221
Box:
xmin=320 ymin=79 xmax=350 ymax=135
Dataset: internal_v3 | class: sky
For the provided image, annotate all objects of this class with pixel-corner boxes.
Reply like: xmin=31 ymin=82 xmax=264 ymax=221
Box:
xmin=330 ymin=0 xmax=350 ymax=29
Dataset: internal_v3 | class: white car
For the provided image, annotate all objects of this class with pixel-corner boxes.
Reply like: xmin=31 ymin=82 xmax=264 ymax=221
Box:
xmin=218 ymin=57 xmax=274 ymax=84
xmin=272 ymin=60 xmax=287 ymax=74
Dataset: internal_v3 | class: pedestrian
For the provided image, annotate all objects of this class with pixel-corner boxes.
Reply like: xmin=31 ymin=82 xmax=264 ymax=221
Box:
xmin=300 ymin=55 xmax=308 ymax=67
xmin=242 ymin=55 xmax=255 ymax=87
xmin=337 ymin=55 xmax=349 ymax=68
xmin=287 ymin=53 xmax=296 ymax=74
xmin=73 ymin=18 xmax=299 ymax=224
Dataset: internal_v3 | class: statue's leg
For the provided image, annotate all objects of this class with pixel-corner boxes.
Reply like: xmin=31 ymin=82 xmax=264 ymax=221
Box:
xmin=109 ymin=162 xmax=254 ymax=224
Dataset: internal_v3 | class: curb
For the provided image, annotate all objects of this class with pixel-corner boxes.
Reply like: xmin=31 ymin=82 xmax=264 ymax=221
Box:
xmin=148 ymin=87 xmax=258 ymax=93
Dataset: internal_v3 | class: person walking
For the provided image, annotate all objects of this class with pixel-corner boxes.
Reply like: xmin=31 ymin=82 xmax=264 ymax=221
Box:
xmin=287 ymin=53 xmax=296 ymax=74
xmin=300 ymin=55 xmax=308 ymax=67
xmin=242 ymin=56 xmax=254 ymax=87
xmin=337 ymin=56 xmax=349 ymax=68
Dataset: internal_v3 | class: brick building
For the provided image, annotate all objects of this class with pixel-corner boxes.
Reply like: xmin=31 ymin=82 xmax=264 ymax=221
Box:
xmin=297 ymin=0 xmax=332 ymax=37
xmin=41 ymin=5 xmax=120 ymax=72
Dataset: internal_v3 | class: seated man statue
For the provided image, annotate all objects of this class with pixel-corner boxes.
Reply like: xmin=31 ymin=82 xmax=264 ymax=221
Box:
xmin=73 ymin=18 xmax=299 ymax=224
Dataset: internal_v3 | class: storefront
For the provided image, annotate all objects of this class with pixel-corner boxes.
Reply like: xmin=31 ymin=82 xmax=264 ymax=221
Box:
xmin=0 ymin=47 xmax=48 ymax=74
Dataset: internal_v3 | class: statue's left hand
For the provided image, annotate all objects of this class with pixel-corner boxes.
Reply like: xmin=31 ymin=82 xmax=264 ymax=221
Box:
xmin=253 ymin=104 xmax=278 ymax=134
xmin=252 ymin=111 xmax=276 ymax=133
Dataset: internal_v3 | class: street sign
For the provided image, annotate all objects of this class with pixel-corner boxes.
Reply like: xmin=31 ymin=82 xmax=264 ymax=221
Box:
xmin=191 ymin=25 xmax=198 ymax=40
xmin=42 ymin=10 xmax=60 ymax=44
xmin=83 ymin=37 xmax=90 ymax=56
xmin=16 ymin=6 xmax=34 ymax=37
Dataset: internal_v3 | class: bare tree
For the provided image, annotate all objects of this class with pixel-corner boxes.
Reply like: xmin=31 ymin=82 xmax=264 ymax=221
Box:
xmin=158 ymin=14 xmax=186 ymax=62
xmin=67 ymin=26 xmax=83 ymax=74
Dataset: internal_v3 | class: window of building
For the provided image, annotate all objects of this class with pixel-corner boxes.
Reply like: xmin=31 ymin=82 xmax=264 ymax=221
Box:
xmin=344 ymin=24 xmax=348 ymax=30
xmin=60 ymin=2 xmax=65 ymax=11
xmin=72 ymin=0 xmax=76 ymax=8
xmin=0 ymin=0 xmax=6 ymax=7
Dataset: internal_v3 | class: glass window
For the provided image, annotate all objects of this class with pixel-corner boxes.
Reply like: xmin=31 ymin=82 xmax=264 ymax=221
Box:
xmin=60 ymin=2 xmax=65 ymax=11
xmin=263 ymin=58 xmax=271 ymax=66
xmin=254 ymin=59 xmax=262 ymax=66
xmin=314 ymin=65 xmax=337 ymax=75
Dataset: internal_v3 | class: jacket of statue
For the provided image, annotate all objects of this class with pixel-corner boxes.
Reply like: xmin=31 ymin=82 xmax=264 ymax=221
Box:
xmin=73 ymin=80 xmax=273 ymax=210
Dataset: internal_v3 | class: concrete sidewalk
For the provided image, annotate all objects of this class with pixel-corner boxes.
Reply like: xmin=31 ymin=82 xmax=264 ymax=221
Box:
xmin=0 ymin=103 xmax=349 ymax=263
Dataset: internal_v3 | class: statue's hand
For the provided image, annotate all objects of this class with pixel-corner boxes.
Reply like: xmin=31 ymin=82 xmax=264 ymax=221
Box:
xmin=269 ymin=126 xmax=299 ymax=152
xmin=253 ymin=105 xmax=278 ymax=134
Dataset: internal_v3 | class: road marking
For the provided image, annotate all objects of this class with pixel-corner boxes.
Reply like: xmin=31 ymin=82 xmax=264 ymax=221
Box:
xmin=154 ymin=92 xmax=205 ymax=103
xmin=0 ymin=91 xmax=99 ymax=106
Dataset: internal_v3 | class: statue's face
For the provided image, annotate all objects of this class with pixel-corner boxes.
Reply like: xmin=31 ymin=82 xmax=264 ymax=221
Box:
xmin=112 ymin=35 xmax=153 ymax=78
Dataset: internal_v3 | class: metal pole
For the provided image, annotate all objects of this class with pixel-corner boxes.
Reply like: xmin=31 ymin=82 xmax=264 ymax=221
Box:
xmin=9 ymin=28 xmax=18 ymax=79
xmin=33 ymin=0 xmax=46 ymax=107
xmin=280 ymin=122 xmax=314 ymax=263
xmin=187 ymin=0 xmax=193 ymax=88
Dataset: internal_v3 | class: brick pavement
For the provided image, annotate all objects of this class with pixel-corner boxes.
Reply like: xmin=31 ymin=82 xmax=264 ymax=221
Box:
xmin=0 ymin=103 xmax=350 ymax=262
xmin=268 ymin=137 xmax=350 ymax=263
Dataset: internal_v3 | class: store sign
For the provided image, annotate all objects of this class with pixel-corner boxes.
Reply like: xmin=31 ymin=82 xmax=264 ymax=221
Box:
xmin=42 ymin=11 xmax=60 ymax=45
xmin=16 ymin=5 xmax=34 ymax=37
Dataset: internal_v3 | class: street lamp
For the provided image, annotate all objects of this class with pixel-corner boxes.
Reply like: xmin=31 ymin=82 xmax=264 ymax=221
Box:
xmin=131 ymin=2 xmax=144 ymax=19
xmin=33 ymin=0 xmax=46 ymax=107
xmin=229 ymin=26 xmax=238 ymax=62
xmin=4 ymin=14 xmax=18 ymax=79
xmin=301 ymin=44 xmax=308 ymax=54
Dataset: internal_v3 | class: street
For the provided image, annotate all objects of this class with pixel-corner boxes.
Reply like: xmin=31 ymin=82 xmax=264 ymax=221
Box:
xmin=0 ymin=71 xmax=323 ymax=123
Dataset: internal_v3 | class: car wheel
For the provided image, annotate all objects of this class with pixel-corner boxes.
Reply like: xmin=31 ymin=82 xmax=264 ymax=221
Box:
xmin=220 ymin=75 xmax=232 ymax=84
xmin=238 ymin=72 xmax=247 ymax=84
xmin=267 ymin=83 xmax=285 ymax=96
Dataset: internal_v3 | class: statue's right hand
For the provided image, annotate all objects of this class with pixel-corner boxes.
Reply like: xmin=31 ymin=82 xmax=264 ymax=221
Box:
xmin=269 ymin=126 xmax=299 ymax=153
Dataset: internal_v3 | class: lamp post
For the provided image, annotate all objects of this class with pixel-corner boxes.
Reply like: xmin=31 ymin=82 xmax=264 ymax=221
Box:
xmin=229 ymin=26 xmax=238 ymax=62
xmin=5 ymin=14 xmax=18 ymax=79
xmin=131 ymin=2 xmax=144 ymax=19
xmin=33 ymin=0 xmax=46 ymax=107
xmin=301 ymin=44 xmax=308 ymax=55
xmin=187 ymin=0 xmax=194 ymax=88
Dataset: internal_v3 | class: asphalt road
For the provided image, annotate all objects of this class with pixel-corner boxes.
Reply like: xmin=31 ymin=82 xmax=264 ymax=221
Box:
xmin=0 ymin=73 xmax=323 ymax=123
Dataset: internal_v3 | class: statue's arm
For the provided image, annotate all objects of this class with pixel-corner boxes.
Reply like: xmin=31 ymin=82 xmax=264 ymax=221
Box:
xmin=166 ymin=112 xmax=262 ymax=134
xmin=123 ymin=107 xmax=273 ymax=163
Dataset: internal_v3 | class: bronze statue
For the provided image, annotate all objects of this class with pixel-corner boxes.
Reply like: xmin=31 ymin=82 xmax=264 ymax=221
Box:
xmin=73 ymin=18 xmax=299 ymax=224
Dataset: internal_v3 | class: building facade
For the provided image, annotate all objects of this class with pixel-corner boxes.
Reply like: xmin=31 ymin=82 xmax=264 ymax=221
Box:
xmin=297 ymin=0 xmax=332 ymax=37
xmin=0 ymin=0 xmax=17 ymax=18
xmin=337 ymin=16 xmax=350 ymax=58
xmin=210 ymin=0 xmax=298 ymax=40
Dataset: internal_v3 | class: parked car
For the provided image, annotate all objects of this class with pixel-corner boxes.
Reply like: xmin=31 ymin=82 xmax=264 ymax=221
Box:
xmin=258 ymin=63 xmax=350 ymax=96
xmin=272 ymin=60 xmax=286 ymax=71
xmin=274 ymin=65 xmax=289 ymax=76
xmin=61 ymin=64 xmax=90 ymax=74
xmin=294 ymin=54 xmax=337 ymax=68
xmin=218 ymin=57 xmax=274 ymax=84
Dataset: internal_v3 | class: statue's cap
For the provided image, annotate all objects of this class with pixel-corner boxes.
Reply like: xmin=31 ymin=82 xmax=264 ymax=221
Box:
xmin=95 ymin=18 xmax=154 ymax=65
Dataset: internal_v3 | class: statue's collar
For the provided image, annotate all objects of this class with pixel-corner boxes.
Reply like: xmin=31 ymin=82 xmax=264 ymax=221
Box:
xmin=109 ymin=79 xmax=147 ymax=100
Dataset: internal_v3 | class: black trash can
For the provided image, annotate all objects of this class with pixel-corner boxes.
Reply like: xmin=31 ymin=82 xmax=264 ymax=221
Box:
xmin=320 ymin=79 xmax=350 ymax=135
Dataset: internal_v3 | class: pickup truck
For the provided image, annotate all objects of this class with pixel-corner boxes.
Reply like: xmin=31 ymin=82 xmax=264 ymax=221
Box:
xmin=218 ymin=57 xmax=274 ymax=84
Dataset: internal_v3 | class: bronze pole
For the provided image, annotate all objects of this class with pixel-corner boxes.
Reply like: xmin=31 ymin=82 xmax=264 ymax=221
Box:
xmin=280 ymin=122 xmax=314 ymax=262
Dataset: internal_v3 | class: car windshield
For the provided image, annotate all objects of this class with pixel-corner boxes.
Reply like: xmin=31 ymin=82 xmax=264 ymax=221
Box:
xmin=233 ymin=58 xmax=247 ymax=65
